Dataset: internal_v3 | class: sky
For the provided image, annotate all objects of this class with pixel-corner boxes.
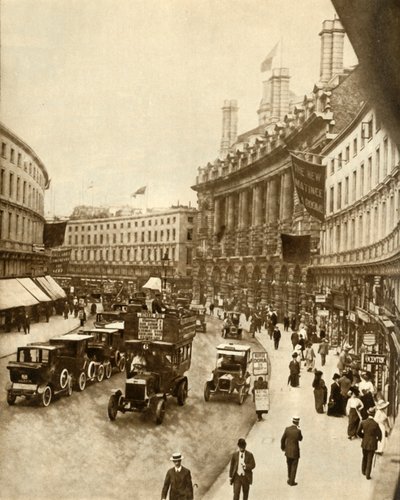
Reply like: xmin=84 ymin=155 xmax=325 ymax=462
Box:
xmin=1 ymin=0 xmax=357 ymax=218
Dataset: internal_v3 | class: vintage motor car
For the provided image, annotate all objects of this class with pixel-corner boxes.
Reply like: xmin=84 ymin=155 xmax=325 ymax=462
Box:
xmin=190 ymin=305 xmax=207 ymax=333
xmin=79 ymin=327 xmax=126 ymax=378
xmin=221 ymin=311 xmax=242 ymax=339
xmin=6 ymin=344 xmax=73 ymax=407
xmin=204 ymin=343 xmax=252 ymax=405
xmin=107 ymin=310 xmax=196 ymax=424
xmin=49 ymin=334 xmax=101 ymax=390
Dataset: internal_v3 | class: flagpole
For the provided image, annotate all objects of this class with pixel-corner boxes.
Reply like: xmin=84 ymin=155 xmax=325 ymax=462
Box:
xmin=145 ymin=186 xmax=148 ymax=213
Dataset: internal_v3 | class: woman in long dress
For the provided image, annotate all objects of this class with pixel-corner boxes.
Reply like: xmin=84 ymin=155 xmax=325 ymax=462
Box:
xmin=374 ymin=399 xmax=391 ymax=454
xmin=346 ymin=386 xmax=364 ymax=439
xmin=312 ymin=370 xmax=328 ymax=413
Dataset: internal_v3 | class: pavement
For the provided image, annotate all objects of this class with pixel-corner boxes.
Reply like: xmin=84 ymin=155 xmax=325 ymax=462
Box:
xmin=0 ymin=313 xmax=86 ymax=359
xmin=202 ymin=315 xmax=380 ymax=500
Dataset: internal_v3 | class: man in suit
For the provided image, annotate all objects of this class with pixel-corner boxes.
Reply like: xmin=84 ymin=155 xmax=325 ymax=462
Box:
xmin=358 ymin=407 xmax=382 ymax=479
xmin=161 ymin=452 xmax=193 ymax=500
xmin=281 ymin=416 xmax=303 ymax=486
xmin=229 ymin=438 xmax=256 ymax=500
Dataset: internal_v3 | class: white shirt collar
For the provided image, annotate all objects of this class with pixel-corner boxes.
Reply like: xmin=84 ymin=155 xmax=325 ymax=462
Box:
xmin=175 ymin=465 xmax=182 ymax=472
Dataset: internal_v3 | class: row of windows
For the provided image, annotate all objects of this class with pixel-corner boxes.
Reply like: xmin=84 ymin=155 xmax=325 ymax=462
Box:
xmin=1 ymin=141 xmax=46 ymax=189
xmin=0 ymin=209 xmax=42 ymax=244
xmin=68 ymin=215 xmax=194 ymax=232
xmin=67 ymin=228 xmax=193 ymax=246
xmin=71 ymin=245 xmax=182 ymax=263
xmin=327 ymin=144 xmax=398 ymax=213
xmin=0 ymin=168 xmax=44 ymax=213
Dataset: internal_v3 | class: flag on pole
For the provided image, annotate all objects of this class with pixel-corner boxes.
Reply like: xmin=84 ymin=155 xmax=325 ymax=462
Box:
xmin=260 ymin=41 xmax=280 ymax=72
xmin=131 ymin=186 xmax=147 ymax=197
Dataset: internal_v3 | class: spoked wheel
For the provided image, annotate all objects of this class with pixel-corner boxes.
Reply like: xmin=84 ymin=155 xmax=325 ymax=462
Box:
xmin=97 ymin=364 xmax=105 ymax=383
xmin=238 ymin=385 xmax=245 ymax=405
xmin=41 ymin=385 xmax=53 ymax=407
xmin=7 ymin=392 xmax=16 ymax=405
xmin=177 ymin=380 xmax=188 ymax=406
xmin=118 ymin=356 xmax=126 ymax=372
xmin=204 ymin=382 xmax=211 ymax=402
xmin=66 ymin=377 xmax=73 ymax=397
xmin=77 ymin=371 xmax=87 ymax=392
xmin=59 ymin=368 xmax=69 ymax=389
xmin=108 ymin=394 xmax=119 ymax=421
xmin=105 ymin=362 xmax=112 ymax=379
xmin=155 ymin=398 xmax=166 ymax=425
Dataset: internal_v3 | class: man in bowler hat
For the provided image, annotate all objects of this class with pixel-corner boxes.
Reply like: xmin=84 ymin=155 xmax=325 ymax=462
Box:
xmin=281 ymin=416 xmax=303 ymax=486
xmin=229 ymin=438 xmax=256 ymax=500
xmin=161 ymin=452 xmax=193 ymax=500
xmin=357 ymin=407 xmax=382 ymax=479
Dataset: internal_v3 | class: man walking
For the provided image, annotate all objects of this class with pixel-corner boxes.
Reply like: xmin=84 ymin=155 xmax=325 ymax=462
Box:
xmin=281 ymin=416 xmax=303 ymax=486
xmin=229 ymin=438 xmax=256 ymax=500
xmin=161 ymin=452 xmax=193 ymax=500
xmin=318 ymin=338 xmax=329 ymax=366
xmin=358 ymin=407 xmax=382 ymax=479
xmin=273 ymin=326 xmax=281 ymax=350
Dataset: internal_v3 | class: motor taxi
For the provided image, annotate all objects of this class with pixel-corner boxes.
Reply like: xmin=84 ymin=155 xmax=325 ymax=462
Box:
xmin=190 ymin=305 xmax=207 ymax=333
xmin=221 ymin=311 xmax=242 ymax=339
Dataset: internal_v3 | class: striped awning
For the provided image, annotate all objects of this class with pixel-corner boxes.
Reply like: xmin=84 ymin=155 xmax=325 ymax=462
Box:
xmin=17 ymin=278 xmax=52 ymax=302
xmin=0 ymin=279 xmax=40 ymax=310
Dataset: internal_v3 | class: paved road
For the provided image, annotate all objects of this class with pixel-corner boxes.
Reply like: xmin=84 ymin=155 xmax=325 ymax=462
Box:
xmin=0 ymin=315 xmax=264 ymax=499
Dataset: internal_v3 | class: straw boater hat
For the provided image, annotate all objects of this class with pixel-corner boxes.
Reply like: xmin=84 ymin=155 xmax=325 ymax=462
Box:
xmin=376 ymin=399 xmax=390 ymax=410
xmin=170 ymin=452 xmax=183 ymax=462
xmin=292 ymin=416 xmax=300 ymax=424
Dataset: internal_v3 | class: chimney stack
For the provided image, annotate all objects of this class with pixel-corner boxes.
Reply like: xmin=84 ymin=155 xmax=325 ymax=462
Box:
xmin=220 ymin=100 xmax=238 ymax=158
xmin=319 ymin=19 xmax=345 ymax=84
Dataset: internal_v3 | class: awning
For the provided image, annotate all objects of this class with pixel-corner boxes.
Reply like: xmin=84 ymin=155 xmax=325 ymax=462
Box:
xmin=142 ymin=277 xmax=162 ymax=291
xmin=0 ymin=279 xmax=40 ymax=310
xmin=17 ymin=278 xmax=52 ymax=302
xmin=44 ymin=275 xmax=67 ymax=299
xmin=34 ymin=277 xmax=59 ymax=301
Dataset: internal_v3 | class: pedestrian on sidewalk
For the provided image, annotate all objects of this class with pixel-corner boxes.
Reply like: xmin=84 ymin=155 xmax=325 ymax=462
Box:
xmin=337 ymin=346 xmax=352 ymax=375
xmin=281 ymin=416 xmax=303 ymax=486
xmin=23 ymin=310 xmax=30 ymax=334
xmin=339 ymin=371 xmax=353 ymax=415
xmin=209 ymin=302 xmax=215 ymax=316
xmin=252 ymin=376 xmax=269 ymax=421
xmin=290 ymin=315 xmax=296 ymax=331
xmin=290 ymin=330 xmax=299 ymax=350
xmin=359 ymin=372 xmax=376 ymax=420
xmin=304 ymin=342 xmax=316 ymax=371
xmin=78 ymin=308 xmax=86 ymax=327
xmin=288 ymin=353 xmax=300 ymax=388
xmin=327 ymin=373 xmax=343 ymax=417
xmin=16 ymin=308 xmax=24 ymax=332
xmin=229 ymin=438 xmax=256 ymax=500
xmin=273 ymin=326 xmax=281 ymax=350
xmin=312 ymin=370 xmax=327 ymax=413
xmin=63 ymin=301 xmax=69 ymax=319
xmin=318 ymin=338 xmax=329 ymax=366
xmin=374 ymin=399 xmax=391 ymax=454
xmin=358 ymin=407 xmax=382 ymax=480
xmin=161 ymin=452 xmax=193 ymax=500
xmin=346 ymin=387 xmax=364 ymax=439
xmin=283 ymin=313 xmax=290 ymax=332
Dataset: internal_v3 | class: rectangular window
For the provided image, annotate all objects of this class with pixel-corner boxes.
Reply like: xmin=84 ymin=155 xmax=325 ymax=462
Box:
xmin=17 ymin=153 xmax=22 ymax=167
xmin=134 ymin=232 xmax=137 ymax=242
xmin=360 ymin=163 xmax=364 ymax=196
xmin=345 ymin=145 xmax=350 ymax=163
xmin=368 ymin=156 xmax=372 ymax=191
xmin=68 ymin=235 xmax=72 ymax=245
xmin=148 ymin=231 xmax=151 ymax=242
xmin=337 ymin=182 xmax=342 ymax=210
xmin=383 ymin=138 xmax=388 ymax=178
xmin=344 ymin=177 xmax=349 ymax=205
xmin=172 ymin=228 xmax=176 ymax=240
xmin=81 ymin=235 xmax=84 ymax=244
xmin=167 ymin=217 xmax=170 ymax=224
xmin=94 ymin=234 xmax=97 ymax=244
xmin=128 ymin=222 xmax=131 ymax=229
xmin=188 ymin=216 xmax=193 ymax=223
xmin=120 ymin=233 xmax=124 ymax=243
xmin=0 ymin=169 xmax=4 ymax=195
xmin=166 ymin=229 xmax=170 ymax=241
xmin=352 ymin=171 xmax=357 ymax=202
xmin=329 ymin=186 xmax=334 ymax=213
xmin=1 ymin=142 xmax=6 ymax=158
xmin=353 ymin=138 xmax=358 ymax=156
xmin=16 ymin=177 xmax=20 ymax=201
xmin=171 ymin=246 xmax=175 ymax=261
xmin=9 ymin=173 xmax=14 ymax=197
xmin=187 ymin=228 xmax=193 ymax=240
xmin=10 ymin=148 xmax=15 ymax=163
xmin=141 ymin=221 xmax=145 ymax=227
xmin=338 ymin=153 xmax=342 ymax=170
xmin=100 ymin=234 xmax=103 ymax=244
xmin=113 ymin=234 xmax=116 ymax=243
xmin=141 ymin=232 xmax=144 ymax=242
xmin=127 ymin=233 xmax=131 ymax=243
xmin=75 ymin=235 xmax=78 ymax=244
xmin=87 ymin=235 xmax=91 ymax=244
xmin=160 ymin=230 xmax=164 ymax=242
xmin=154 ymin=231 xmax=157 ymax=242
xmin=376 ymin=147 xmax=380 ymax=184
xmin=391 ymin=141 xmax=397 ymax=169
xmin=330 ymin=159 xmax=335 ymax=175
xmin=8 ymin=212 xmax=12 ymax=238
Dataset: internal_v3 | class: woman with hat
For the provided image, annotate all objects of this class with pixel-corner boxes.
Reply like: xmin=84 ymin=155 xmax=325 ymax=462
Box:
xmin=312 ymin=370 xmax=327 ymax=413
xmin=288 ymin=353 xmax=301 ymax=388
xmin=327 ymin=374 xmax=342 ymax=417
xmin=374 ymin=399 xmax=391 ymax=454
xmin=346 ymin=386 xmax=364 ymax=439
xmin=359 ymin=372 xmax=376 ymax=420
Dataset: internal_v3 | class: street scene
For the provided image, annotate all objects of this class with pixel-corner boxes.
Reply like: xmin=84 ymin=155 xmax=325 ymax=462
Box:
xmin=1 ymin=1 xmax=400 ymax=499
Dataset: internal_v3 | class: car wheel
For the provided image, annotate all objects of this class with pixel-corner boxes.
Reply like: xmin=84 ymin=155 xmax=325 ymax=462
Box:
xmin=108 ymin=394 xmax=118 ymax=421
xmin=97 ymin=364 xmax=105 ymax=383
xmin=238 ymin=386 xmax=245 ymax=405
xmin=77 ymin=371 xmax=86 ymax=391
xmin=105 ymin=362 xmax=112 ymax=379
xmin=59 ymin=368 xmax=69 ymax=389
xmin=155 ymin=398 xmax=166 ymax=425
xmin=87 ymin=361 xmax=96 ymax=380
xmin=118 ymin=356 xmax=126 ymax=372
xmin=177 ymin=380 xmax=188 ymax=406
xmin=204 ymin=382 xmax=211 ymax=402
xmin=114 ymin=350 xmax=121 ymax=366
xmin=41 ymin=385 xmax=52 ymax=407
xmin=7 ymin=392 xmax=16 ymax=405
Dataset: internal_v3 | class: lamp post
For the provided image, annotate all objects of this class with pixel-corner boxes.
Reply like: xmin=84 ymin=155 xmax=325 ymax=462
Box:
xmin=161 ymin=250 xmax=169 ymax=296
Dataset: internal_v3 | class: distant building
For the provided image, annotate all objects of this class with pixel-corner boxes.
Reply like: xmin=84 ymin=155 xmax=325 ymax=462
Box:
xmin=57 ymin=206 xmax=197 ymax=295
xmin=0 ymin=123 xmax=50 ymax=277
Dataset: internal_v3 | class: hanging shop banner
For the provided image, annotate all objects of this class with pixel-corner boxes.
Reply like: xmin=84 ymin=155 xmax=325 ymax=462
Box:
xmin=356 ymin=307 xmax=370 ymax=323
xmin=348 ymin=311 xmax=357 ymax=323
xmin=315 ymin=294 xmax=326 ymax=303
xmin=290 ymin=153 xmax=326 ymax=222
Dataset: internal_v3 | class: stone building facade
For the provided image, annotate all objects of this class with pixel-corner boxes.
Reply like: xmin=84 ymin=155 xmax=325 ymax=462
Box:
xmin=191 ymin=18 xmax=365 ymax=317
xmin=0 ymin=123 xmax=50 ymax=277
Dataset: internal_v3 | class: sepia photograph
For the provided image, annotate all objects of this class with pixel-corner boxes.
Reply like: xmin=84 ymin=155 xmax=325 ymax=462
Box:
xmin=0 ymin=1 xmax=399 ymax=499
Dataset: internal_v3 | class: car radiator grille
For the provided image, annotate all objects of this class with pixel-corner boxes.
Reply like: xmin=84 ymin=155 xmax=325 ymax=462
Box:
xmin=126 ymin=383 xmax=146 ymax=400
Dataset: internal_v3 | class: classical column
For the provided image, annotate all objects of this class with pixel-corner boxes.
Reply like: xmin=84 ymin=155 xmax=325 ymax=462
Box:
xmin=213 ymin=197 xmax=221 ymax=234
xmin=267 ymin=177 xmax=279 ymax=223
xmin=280 ymin=171 xmax=294 ymax=221
xmin=227 ymin=194 xmax=234 ymax=230
xmin=240 ymin=190 xmax=249 ymax=228
xmin=253 ymin=184 xmax=263 ymax=226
